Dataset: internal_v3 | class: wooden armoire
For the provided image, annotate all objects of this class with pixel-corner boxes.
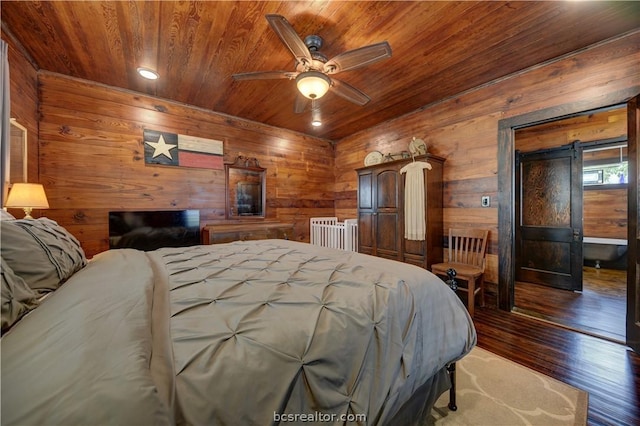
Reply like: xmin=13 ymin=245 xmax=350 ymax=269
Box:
xmin=356 ymin=154 xmax=444 ymax=270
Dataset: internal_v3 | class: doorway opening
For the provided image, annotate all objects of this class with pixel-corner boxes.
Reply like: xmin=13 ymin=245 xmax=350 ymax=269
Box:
xmin=504 ymin=104 xmax=629 ymax=343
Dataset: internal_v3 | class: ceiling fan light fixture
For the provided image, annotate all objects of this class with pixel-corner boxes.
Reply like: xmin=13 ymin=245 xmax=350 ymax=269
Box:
xmin=296 ymin=71 xmax=330 ymax=99
xmin=137 ymin=67 xmax=159 ymax=80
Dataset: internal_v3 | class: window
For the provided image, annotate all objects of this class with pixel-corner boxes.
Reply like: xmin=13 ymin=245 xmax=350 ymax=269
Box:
xmin=583 ymin=143 xmax=627 ymax=186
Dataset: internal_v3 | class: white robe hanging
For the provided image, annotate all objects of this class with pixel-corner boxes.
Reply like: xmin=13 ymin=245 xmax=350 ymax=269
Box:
xmin=400 ymin=161 xmax=432 ymax=241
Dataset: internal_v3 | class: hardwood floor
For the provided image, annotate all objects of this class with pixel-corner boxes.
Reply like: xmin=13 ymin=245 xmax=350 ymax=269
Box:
xmin=473 ymin=289 xmax=640 ymax=425
xmin=514 ymin=267 xmax=627 ymax=342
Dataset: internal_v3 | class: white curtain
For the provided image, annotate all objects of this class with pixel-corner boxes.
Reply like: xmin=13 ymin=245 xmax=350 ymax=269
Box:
xmin=0 ymin=39 xmax=10 ymax=207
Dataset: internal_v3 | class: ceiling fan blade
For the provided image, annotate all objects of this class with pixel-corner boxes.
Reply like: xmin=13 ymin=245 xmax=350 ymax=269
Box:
xmin=232 ymin=71 xmax=297 ymax=81
xmin=293 ymin=93 xmax=308 ymax=114
xmin=324 ymin=41 xmax=392 ymax=74
xmin=331 ymin=79 xmax=370 ymax=106
xmin=265 ymin=14 xmax=312 ymax=67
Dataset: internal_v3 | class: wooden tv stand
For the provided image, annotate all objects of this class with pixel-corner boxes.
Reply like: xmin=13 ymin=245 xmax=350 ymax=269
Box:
xmin=202 ymin=222 xmax=294 ymax=245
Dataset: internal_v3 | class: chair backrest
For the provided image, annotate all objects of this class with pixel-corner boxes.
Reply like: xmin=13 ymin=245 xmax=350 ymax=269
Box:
xmin=447 ymin=228 xmax=489 ymax=270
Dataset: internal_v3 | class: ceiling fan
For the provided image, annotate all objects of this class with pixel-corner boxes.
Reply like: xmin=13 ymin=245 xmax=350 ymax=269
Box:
xmin=232 ymin=14 xmax=392 ymax=113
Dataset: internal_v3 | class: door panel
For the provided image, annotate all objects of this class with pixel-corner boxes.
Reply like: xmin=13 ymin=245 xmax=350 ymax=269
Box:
xmin=516 ymin=145 xmax=583 ymax=291
xmin=375 ymin=169 xmax=401 ymax=260
xmin=358 ymin=173 xmax=373 ymax=209
xmin=357 ymin=171 xmax=374 ymax=255
xmin=376 ymin=170 xmax=398 ymax=208
xmin=627 ymin=94 xmax=639 ymax=353
xmin=376 ymin=212 xmax=401 ymax=259
xmin=358 ymin=212 xmax=373 ymax=254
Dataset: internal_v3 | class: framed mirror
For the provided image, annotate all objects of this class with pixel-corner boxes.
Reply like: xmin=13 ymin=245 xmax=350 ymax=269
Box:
xmin=9 ymin=118 xmax=27 ymax=183
xmin=225 ymin=156 xmax=266 ymax=219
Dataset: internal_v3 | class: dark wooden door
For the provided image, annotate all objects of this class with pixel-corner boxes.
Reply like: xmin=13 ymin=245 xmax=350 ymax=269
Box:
xmin=515 ymin=144 xmax=583 ymax=291
xmin=627 ymin=94 xmax=640 ymax=353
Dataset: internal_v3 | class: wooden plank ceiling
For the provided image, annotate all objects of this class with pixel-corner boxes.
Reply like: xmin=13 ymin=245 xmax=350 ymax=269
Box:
xmin=2 ymin=1 xmax=639 ymax=141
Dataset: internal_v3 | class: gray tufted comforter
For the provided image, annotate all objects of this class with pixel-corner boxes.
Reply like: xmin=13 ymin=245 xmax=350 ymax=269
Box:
xmin=1 ymin=240 xmax=475 ymax=425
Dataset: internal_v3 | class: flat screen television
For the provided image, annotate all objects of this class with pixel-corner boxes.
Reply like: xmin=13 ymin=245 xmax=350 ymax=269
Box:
xmin=109 ymin=210 xmax=201 ymax=251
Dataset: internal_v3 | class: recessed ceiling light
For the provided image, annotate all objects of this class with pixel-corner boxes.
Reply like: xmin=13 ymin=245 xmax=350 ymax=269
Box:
xmin=137 ymin=67 xmax=159 ymax=80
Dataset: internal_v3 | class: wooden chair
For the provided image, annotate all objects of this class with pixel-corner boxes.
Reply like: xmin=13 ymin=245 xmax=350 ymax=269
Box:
xmin=431 ymin=228 xmax=489 ymax=318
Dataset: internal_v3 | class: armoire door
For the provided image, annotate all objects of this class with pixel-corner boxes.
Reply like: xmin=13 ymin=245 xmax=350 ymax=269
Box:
xmin=357 ymin=170 xmax=375 ymax=256
xmin=374 ymin=169 xmax=402 ymax=261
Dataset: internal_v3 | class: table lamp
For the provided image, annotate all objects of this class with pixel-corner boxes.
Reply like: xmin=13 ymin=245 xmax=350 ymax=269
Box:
xmin=5 ymin=183 xmax=50 ymax=219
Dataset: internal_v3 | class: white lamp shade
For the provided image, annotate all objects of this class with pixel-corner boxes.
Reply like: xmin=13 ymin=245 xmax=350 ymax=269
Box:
xmin=5 ymin=183 xmax=50 ymax=209
xmin=296 ymin=71 xmax=331 ymax=99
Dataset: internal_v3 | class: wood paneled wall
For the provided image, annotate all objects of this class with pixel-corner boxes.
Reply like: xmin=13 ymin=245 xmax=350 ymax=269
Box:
xmin=584 ymin=188 xmax=627 ymax=239
xmin=35 ymin=73 xmax=334 ymax=257
xmin=335 ymin=31 xmax=640 ymax=285
xmin=514 ymin=108 xmax=627 ymax=152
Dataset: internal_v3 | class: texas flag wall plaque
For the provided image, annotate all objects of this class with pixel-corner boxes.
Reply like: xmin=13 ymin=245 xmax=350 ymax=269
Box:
xmin=143 ymin=129 xmax=224 ymax=170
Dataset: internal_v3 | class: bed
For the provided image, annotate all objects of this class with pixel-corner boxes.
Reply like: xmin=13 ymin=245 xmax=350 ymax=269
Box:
xmin=1 ymin=216 xmax=476 ymax=425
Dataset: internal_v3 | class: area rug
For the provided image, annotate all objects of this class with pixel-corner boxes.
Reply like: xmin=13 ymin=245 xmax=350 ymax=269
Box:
xmin=426 ymin=347 xmax=588 ymax=425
